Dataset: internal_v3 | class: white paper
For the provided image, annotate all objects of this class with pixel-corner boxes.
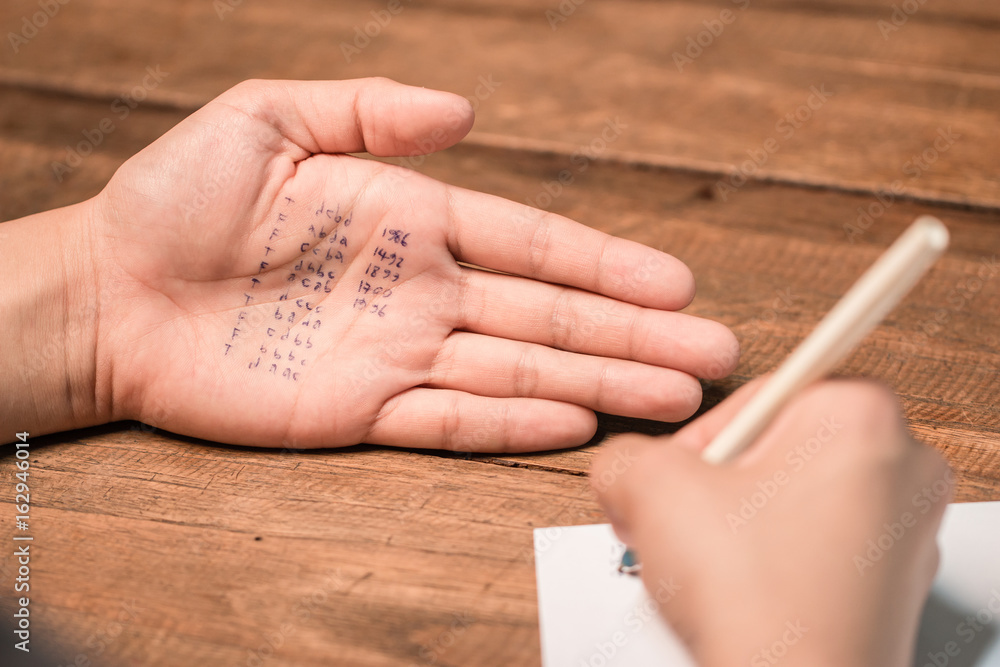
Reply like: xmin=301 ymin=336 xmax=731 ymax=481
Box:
xmin=534 ymin=524 xmax=696 ymax=667
xmin=915 ymin=502 xmax=1000 ymax=667
xmin=535 ymin=502 xmax=1000 ymax=667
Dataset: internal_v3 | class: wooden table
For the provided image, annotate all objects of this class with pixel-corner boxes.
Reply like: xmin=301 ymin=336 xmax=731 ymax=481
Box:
xmin=1 ymin=1 xmax=998 ymax=665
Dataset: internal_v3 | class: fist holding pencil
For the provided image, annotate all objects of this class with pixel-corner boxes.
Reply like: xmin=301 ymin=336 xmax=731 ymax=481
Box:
xmin=593 ymin=217 xmax=953 ymax=667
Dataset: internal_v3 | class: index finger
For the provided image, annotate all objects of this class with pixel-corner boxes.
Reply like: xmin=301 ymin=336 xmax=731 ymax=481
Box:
xmin=444 ymin=186 xmax=696 ymax=311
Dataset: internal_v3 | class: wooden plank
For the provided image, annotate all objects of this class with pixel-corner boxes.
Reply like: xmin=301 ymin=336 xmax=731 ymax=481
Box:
xmin=0 ymin=430 xmax=602 ymax=666
xmin=2 ymin=0 xmax=1000 ymax=206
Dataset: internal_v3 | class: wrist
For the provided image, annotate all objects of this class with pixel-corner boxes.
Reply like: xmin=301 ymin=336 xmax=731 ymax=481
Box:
xmin=0 ymin=199 xmax=105 ymax=437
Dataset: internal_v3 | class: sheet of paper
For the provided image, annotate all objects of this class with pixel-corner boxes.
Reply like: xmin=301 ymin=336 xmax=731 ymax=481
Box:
xmin=535 ymin=502 xmax=1000 ymax=667
xmin=534 ymin=523 xmax=696 ymax=667
xmin=915 ymin=501 xmax=1000 ymax=667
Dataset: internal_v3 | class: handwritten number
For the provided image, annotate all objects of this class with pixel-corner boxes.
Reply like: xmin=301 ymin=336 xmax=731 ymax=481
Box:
xmin=225 ymin=198 xmax=346 ymax=371
xmin=382 ymin=228 xmax=410 ymax=247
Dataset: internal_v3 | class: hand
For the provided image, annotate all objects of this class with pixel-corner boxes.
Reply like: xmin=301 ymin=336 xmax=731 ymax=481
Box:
xmin=592 ymin=380 xmax=951 ymax=667
xmin=26 ymin=77 xmax=741 ymax=451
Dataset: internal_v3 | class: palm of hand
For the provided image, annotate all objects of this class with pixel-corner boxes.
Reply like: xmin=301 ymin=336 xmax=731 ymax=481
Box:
xmin=90 ymin=79 xmax=738 ymax=451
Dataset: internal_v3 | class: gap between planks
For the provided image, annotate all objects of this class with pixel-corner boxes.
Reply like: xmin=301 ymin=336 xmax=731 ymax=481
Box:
xmin=3 ymin=72 xmax=999 ymax=215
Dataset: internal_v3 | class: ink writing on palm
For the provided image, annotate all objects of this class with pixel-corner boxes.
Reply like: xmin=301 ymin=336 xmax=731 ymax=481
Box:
xmin=93 ymin=78 xmax=739 ymax=451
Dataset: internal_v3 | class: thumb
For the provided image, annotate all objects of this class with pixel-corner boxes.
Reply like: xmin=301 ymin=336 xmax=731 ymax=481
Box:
xmin=217 ymin=77 xmax=475 ymax=157
xmin=589 ymin=381 xmax=769 ymax=544
xmin=591 ymin=434 xmax=709 ymax=547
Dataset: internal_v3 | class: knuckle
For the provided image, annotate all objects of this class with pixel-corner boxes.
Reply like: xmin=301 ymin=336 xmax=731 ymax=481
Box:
xmin=440 ymin=394 xmax=463 ymax=451
xmin=549 ymin=290 xmax=574 ymax=350
xmin=513 ymin=348 xmax=540 ymax=397
xmin=815 ymin=379 xmax=900 ymax=431
xmin=527 ymin=215 xmax=554 ymax=276
xmin=793 ymin=380 xmax=907 ymax=466
xmin=427 ymin=339 xmax=457 ymax=386
xmin=494 ymin=404 xmax=517 ymax=453
xmin=592 ymin=362 xmax=615 ymax=410
xmin=363 ymin=75 xmax=395 ymax=88
xmin=622 ymin=307 xmax=646 ymax=360
xmin=225 ymin=78 xmax=268 ymax=101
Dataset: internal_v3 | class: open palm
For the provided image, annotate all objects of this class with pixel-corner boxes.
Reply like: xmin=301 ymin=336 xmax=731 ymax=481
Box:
xmin=91 ymin=78 xmax=738 ymax=451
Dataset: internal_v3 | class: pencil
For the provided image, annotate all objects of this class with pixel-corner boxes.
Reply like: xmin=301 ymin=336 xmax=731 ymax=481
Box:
xmin=618 ymin=215 xmax=949 ymax=574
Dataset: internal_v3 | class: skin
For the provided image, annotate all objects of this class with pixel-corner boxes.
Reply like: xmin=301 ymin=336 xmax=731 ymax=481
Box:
xmin=0 ymin=78 xmax=739 ymax=450
xmin=592 ymin=379 xmax=952 ymax=667
xmin=2 ymin=78 xmax=946 ymax=664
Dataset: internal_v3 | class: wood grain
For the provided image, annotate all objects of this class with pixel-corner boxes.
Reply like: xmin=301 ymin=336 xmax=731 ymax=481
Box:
xmin=0 ymin=429 xmax=601 ymax=666
xmin=1 ymin=1 xmax=999 ymax=665
xmin=2 ymin=0 xmax=999 ymax=206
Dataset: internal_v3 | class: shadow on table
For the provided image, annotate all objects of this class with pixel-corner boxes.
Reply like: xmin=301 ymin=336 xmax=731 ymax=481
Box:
xmin=914 ymin=590 xmax=998 ymax=666
xmin=0 ymin=618 xmax=76 ymax=667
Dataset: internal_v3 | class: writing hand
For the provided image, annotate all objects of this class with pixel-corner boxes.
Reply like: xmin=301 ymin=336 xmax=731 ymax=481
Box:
xmin=593 ymin=380 xmax=950 ymax=666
